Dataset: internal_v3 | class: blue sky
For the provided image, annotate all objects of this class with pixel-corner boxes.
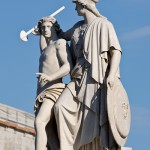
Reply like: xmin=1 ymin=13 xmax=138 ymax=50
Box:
xmin=0 ymin=0 xmax=150 ymax=149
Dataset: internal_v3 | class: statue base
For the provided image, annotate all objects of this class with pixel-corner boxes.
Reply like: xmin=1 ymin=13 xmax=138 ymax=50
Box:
xmin=118 ymin=147 xmax=132 ymax=150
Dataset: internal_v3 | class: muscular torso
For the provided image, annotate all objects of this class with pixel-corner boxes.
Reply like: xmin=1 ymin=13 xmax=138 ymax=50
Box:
xmin=38 ymin=41 xmax=62 ymax=89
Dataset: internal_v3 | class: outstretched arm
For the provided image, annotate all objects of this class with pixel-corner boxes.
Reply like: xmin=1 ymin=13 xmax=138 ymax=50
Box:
xmin=32 ymin=25 xmax=49 ymax=54
xmin=59 ymin=25 xmax=76 ymax=41
xmin=107 ymin=48 xmax=121 ymax=89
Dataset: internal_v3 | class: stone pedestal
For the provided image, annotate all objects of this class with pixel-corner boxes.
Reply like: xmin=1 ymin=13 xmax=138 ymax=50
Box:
xmin=118 ymin=147 xmax=132 ymax=150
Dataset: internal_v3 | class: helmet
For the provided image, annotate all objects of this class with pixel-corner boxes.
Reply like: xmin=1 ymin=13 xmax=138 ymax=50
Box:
xmin=73 ymin=0 xmax=99 ymax=5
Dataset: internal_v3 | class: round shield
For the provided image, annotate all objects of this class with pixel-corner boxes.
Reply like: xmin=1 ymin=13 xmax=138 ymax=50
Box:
xmin=107 ymin=77 xmax=131 ymax=146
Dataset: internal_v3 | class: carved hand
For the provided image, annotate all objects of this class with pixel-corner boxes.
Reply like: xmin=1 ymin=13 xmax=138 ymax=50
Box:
xmin=32 ymin=25 xmax=40 ymax=35
xmin=36 ymin=73 xmax=51 ymax=83
xmin=107 ymin=75 xmax=115 ymax=90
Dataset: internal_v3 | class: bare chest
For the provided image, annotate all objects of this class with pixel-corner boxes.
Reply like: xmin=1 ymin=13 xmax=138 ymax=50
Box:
xmin=40 ymin=44 xmax=57 ymax=61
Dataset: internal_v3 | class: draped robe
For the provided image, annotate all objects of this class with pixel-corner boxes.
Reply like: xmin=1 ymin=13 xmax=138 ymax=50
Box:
xmin=56 ymin=17 xmax=122 ymax=150
xmin=73 ymin=17 xmax=122 ymax=149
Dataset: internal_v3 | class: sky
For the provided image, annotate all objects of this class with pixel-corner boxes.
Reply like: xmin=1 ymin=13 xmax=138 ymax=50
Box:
xmin=0 ymin=0 xmax=150 ymax=149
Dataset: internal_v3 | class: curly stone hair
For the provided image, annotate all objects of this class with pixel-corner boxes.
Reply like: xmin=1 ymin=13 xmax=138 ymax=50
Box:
xmin=37 ymin=16 xmax=62 ymax=35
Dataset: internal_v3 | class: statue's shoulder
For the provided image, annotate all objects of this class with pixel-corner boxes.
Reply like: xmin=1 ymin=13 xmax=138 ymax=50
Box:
xmin=55 ymin=39 xmax=67 ymax=49
xmin=96 ymin=17 xmax=113 ymax=26
xmin=92 ymin=17 xmax=114 ymax=32
xmin=102 ymin=18 xmax=114 ymax=28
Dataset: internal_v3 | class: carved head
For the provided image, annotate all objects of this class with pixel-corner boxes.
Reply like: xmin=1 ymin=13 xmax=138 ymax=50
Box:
xmin=37 ymin=16 xmax=61 ymax=38
xmin=73 ymin=0 xmax=101 ymax=17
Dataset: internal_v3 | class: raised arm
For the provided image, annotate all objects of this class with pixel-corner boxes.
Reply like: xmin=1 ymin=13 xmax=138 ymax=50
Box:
xmin=39 ymin=35 xmax=48 ymax=53
xmin=59 ymin=28 xmax=74 ymax=41
xmin=32 ymin=27 xmax=48 ymax=54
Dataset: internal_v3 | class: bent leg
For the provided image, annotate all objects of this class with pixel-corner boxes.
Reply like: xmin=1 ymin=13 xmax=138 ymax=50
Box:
xmin=35 ymin=99 xmax=55 ymax=150
xmin=54 ymin=88 xmax=82 ymax=150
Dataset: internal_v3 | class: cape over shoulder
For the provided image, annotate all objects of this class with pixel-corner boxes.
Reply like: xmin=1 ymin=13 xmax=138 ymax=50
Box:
xmin=83 ymin=17 xmax=121 ymax=83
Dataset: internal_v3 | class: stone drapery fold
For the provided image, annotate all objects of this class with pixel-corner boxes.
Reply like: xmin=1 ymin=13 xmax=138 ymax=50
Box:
xmin=84 ymin=18 xmax=121 ymax=84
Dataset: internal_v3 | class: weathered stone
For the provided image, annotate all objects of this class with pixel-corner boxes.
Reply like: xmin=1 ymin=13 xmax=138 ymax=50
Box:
xmin=0 ymin=103 xmax=35 ymax=150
